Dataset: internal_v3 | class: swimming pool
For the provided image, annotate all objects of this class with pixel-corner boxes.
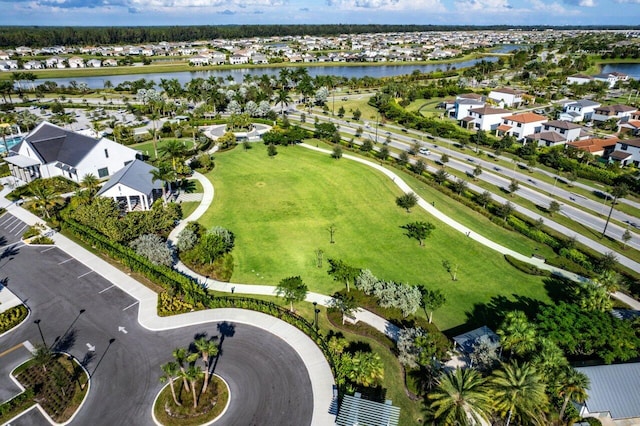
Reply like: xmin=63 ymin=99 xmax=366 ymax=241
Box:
xmin=0 ymin=135 xmax=23 ymax=154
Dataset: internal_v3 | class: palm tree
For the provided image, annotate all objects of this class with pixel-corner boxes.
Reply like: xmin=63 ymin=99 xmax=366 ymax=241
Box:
xmin=490 ymin=361 xmax=548 ymax=426
xmin=32 ymin=344 xmax=53 ymax=373
xmin=160 ymin=362 xmax=182 ymax=406
xmin=428 ymin=368 xmax=491 ymax=426
xmin=81 ymin=173 xmax=99 ymax=197
xmin=150 ymin=164 xmax=175 ymax=203
xmin=275 ymin=88 xmax=291 ymax=115
xmin=194 ymin=337 xmax=219 ymax=393
xmin=557 ymin=367 xmax=589 ymax=421
xmin=0 ymin=124 xmax=11 ymax=156
xmin=185 ymin=365 xmax=204 ymax=408
xmin=30 ymin=181 xmax=57 ymax=219
xmin=173 ymin=347 xmax=191 ymax=392
xmin=497 ymin=310 xmax=537 ymax=358
xmin=158 ymin=139 xmax=187 ymax=172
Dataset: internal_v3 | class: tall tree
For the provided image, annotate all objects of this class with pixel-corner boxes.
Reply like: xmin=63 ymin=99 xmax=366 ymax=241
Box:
xmin=497 ymin=311 xmax=537 ymax=358
xmin=275 ymin=276 xmax=308 ymax=312
xmin=160 ymin=362 xmax=182 ymax=406
xmin=327 ymin=258 xmax=360 ymax=292
xmin=557 ymin=367 xmax=589 ymax=421
xmin=185 ymin=365 xmax=204 ymax=408
xmin=194 ymin=337 xmax=219 ymax=393
xmin=401 ymin=221 xmax=435 ymax=246
xmin=158 ymin=139 xmax=187 ymax=171
xmin=421 ymin=288 xmax=446 ymax=324
xmin=428 ymin=368 xmax=491 ymax=426
xmin=396 ymin=192 xmax=418 ymax=212
xmin=173 ymin=347 xmax=191 ymax=392
xmin=490 ymin=361 xmax=548 ymax=426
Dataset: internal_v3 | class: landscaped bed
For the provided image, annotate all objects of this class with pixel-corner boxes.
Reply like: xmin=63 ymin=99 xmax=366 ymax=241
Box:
xmin=0 ymin=305 xmax=28 ymax=335
xmin=153 ymin=375 xmax=229 ymax=426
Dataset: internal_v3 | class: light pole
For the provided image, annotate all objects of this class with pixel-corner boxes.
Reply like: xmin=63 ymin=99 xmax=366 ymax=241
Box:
xmin=312 ymin=301 xmax=317 ymax=328
xmin=34 ymin=319 xmax=46 ymax=347
xmin=551 ymin=175 xmax=558 ymax=198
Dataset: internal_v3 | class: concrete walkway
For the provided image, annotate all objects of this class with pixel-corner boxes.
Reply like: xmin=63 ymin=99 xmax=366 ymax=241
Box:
xmin=1 ymin=202 xmax=336 ymax=426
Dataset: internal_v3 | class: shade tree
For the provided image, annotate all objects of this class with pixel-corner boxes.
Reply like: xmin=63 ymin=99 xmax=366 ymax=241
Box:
xmin=275 ymin=276 xmax=308 ymax=312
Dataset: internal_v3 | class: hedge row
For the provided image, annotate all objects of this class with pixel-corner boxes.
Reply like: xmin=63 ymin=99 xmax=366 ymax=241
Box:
xmin=60 ymin=216 xmax=209 ymax=305
xmin=0 ymin=389 xmax=35 ymax=422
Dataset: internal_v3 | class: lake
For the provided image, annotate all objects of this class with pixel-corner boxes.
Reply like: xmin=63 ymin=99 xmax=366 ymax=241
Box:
xmin=601 ymin=63 xmax=640 ymax=80
xmin=36 ymin=57 xmax=500 ymax=89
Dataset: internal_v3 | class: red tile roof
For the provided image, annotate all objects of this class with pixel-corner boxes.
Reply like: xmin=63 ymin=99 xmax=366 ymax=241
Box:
xmin=504 ymin=112 xmax=547 ymax=123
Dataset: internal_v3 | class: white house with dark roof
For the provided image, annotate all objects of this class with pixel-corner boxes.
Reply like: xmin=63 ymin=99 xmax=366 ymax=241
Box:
xmin=606 ymin=138 xmax=640 ymax=167
xmin=488 ymin=87 xmax=526 ymax=108
xmin=96 ymin=159 xmax=162 ymax=212
xmin=560 ymin=99 xmax=601 ymax=123
xmin=452 ymin=98 xmax=485 ymax=120
xmin=576 ymin=363 xmax=640 ymax=425
xmin=592 ymin=104 xmax=637 ymax=123
xmin=566 ymin=74 xmax=593 ymax=85
xmin=6 ymin=121 xmax=139 ymax=184
xmin=465 ymin=106 xmax=511 ymax=131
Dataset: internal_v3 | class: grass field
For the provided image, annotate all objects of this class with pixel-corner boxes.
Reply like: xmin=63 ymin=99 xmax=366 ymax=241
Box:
xmin=200 ymin=142 xmax=551 ymax=331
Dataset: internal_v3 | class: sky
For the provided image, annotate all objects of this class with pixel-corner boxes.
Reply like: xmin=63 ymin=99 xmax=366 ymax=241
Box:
xmin=1 ymin=0 xmax=639 ymax=27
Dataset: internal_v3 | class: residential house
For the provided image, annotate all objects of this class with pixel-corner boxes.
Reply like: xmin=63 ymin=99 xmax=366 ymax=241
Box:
xmin=566 ymin=74 xmax=593 ymax=85
xmin=45 ymin=56 xmax=66 ymax=69
xmin=619 ymin=118 xmax=640 ymax=136
xmin=593 ymin=104 xmax=637 ymax=123
xmin=86 ymin=59 xmax=102 ymax=68
xmin=22 ymin=61 xmax=43 ymax=70
xmin=68 ymin=57 xmax=85 ymax=68
xmin=566 ymin=137 xmax=618 ymax=158
xmin=96 ymin=159 xmax=163 ymax=212
xmin=452 ymin=98 xmax=485 ymax=120
xmin=593 ymin=72 xmax=629 ymax=88
xmin=188 ymin=55 xmax=210 ymax=66
xmin=542 ymin=120 xmax=583 ymax=141
xmin=251 ymin=54 xmax=269 ymax=64
xmin=102 ymin=59 xmax=118 ymax=67
xmin=576 ymin=363 xmax=640 ymax=425
xmin=560 ymin=99 xmax=601 ymax=122
xmin=0 ymin=51 xmax=10 ymax=60
xmin=488 ymin=87 xmax=526 ymax=108
xmin=209 ymin=51 xmax=226 ymax=65
xmin=0 ymin=60 xmax=18 ymax=71
xmin=5 ymin=122 xmax=139 ymax=184
xmin=15 ymin=46 xmax=32 ymax=56
xmin=606 ymin=138 xmax=640 ymax=167
xmin=465 ymin=106 xmax=511 ymax=131
xmin=229 ymin=54 xmax=249 ymax=65
xmin=499 ymin=112 xmax=547 ymax=141
xmin=335 ymin=393 xmax=400 ymax=426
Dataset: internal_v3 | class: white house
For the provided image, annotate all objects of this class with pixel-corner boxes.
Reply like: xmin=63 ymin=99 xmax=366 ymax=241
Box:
xmin=188 ymin=55 xmax=210 ymax=66
xmin=541 ymin=120 xmax=583 ymax=141
xmin=68 ymin=57 xmax=85 ymax=68
xmin=488 ymin=87 xmax=526 ymax=108
xmin=566 ymin=74 xmax=593 ymax=85
xmin=593 ymin=72 xmax=629 ymax=88
xmin=210 ymin=51 xmax=226 ymax=65
xmin=45 ymin=56 xmax=66 ymax=69
xmin=102 ymin=59 xmax=118 ymax=67
xmin=23 ymin=60 xmax=43 ymax=70
xmin=465 ymin=106 xmax=511 ymax=131
xmin=0 ymin=60 xmax=18 ymax=71
xmin=592 ymin=104 xmax=637 ymax=123
xmin=606 ymin=138 xmax=640 ymax=167
xmin=229 ymin=54 xmax=249 ymax=65
xmin=453 ymin=98 xmax=485 ymax=120
xmin=560 ymin=99 xmax=601 ymax=122
xmin=499 ymin=112 xmax=548 ymax=141
xmin=96 ymin=159 xmax=163 ymax=212
xmin=86 ymin=59 xmax=102 ymax=68
xmin=5 ymin=122 xmax=139 ymax=184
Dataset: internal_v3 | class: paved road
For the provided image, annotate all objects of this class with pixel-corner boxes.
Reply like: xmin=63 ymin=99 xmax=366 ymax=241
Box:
xmin=0 ymin=218 xmax=315 ymax=426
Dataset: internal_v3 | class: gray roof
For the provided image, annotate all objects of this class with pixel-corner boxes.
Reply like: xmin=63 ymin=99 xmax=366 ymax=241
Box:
xmin=453 ymin=326 xmax=499 ymax=354
xmin=336 ymin=393 xmax=400 ymax=426
xmin=576 ymin=363 xmax=640 ymax=419
xmin=545 ymin=120 xmax=582 ymax=130
xmin=23 ymin=121 xmax=98 ymax=167
xmin=96 ymin=159 xmax=160 ymax=196
xmin=4 ymin=154 xmax=40 ymax=168
xmin=456 ymin=99 xmax=484 ymax=106
xmin=568 ymin=100 xmax=600 ymax=108
xmin=526 ymin=131 xmax=566 ymax=143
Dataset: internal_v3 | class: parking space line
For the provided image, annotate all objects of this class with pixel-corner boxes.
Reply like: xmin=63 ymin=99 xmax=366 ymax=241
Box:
xmin=58 ymin=258 xmax=73 ymax=265
xmin=9 ymin=221 xmax=24 ymax=233
xmin=78 ymin=271 xmax=93 ymax=279
xmin=41 ymin=247 xmax=56 ymax=253
xmin=15 ymin=224 xmax=28 ymax=235
xmin=122 ymin=301 xmax=139 ymax=311
xmin=2 ymin=217 xmax=18 ymax=228
xmin=99 ymin=284 xmax=115 ymax=294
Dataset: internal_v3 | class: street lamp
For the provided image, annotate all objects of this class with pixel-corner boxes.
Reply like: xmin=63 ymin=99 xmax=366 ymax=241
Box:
xmin=313 ymin=301 xmax=319 ymax=330
xmin=34 ymin=319 xmax=46 ymax=346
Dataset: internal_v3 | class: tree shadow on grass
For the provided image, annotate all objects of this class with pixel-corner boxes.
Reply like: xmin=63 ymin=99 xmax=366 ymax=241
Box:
xmin=445 ymin=294 xmax=548 ymax=337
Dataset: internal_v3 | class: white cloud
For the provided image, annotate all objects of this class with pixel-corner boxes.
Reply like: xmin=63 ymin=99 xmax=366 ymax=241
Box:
xmin=325 ymin=0 xmax=445 ymax=11
xmin=615 ymin=0 xmax=640 ymax=3
xmin=530 ymin=0 xmax=580 ymax=14
xmin=453 ymin=0 xmax=513 ymax=12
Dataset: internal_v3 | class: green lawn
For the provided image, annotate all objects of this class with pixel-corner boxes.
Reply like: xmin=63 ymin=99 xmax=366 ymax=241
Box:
xmin=201 ymin=143 xmax=550 ymax=331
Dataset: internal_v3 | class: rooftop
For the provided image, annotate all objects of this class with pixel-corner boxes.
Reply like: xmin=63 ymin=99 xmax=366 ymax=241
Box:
xmin=576 ymin=363 xmax=640 ymax=420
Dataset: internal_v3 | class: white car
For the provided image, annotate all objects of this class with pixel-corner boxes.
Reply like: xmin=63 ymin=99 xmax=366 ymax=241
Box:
xmin=419 ymin=148 xmax=431 ymax=155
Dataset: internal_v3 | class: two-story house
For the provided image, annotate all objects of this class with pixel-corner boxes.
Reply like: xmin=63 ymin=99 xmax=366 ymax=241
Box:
xmin=488 ymin=88 xmax=526 ymax=108
xmin=6 ymin=122 xmax=139 ymax=184
xmin=606 ymin=138 xmax=640 ymax=167
xmin=524 ymin=120 xmax=584 ymax=147
xmin=464 ymin=106 xmax=511 ymax=131
xmin=499 ymin=112 xmax=547 ymax=141
xmin=567 ymin=137 xmax=618 ymax=158
xmin=560 ymin=99 xmax=601 ymax=123
xmin=592 ymin=104 xmax=637 ymax=123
